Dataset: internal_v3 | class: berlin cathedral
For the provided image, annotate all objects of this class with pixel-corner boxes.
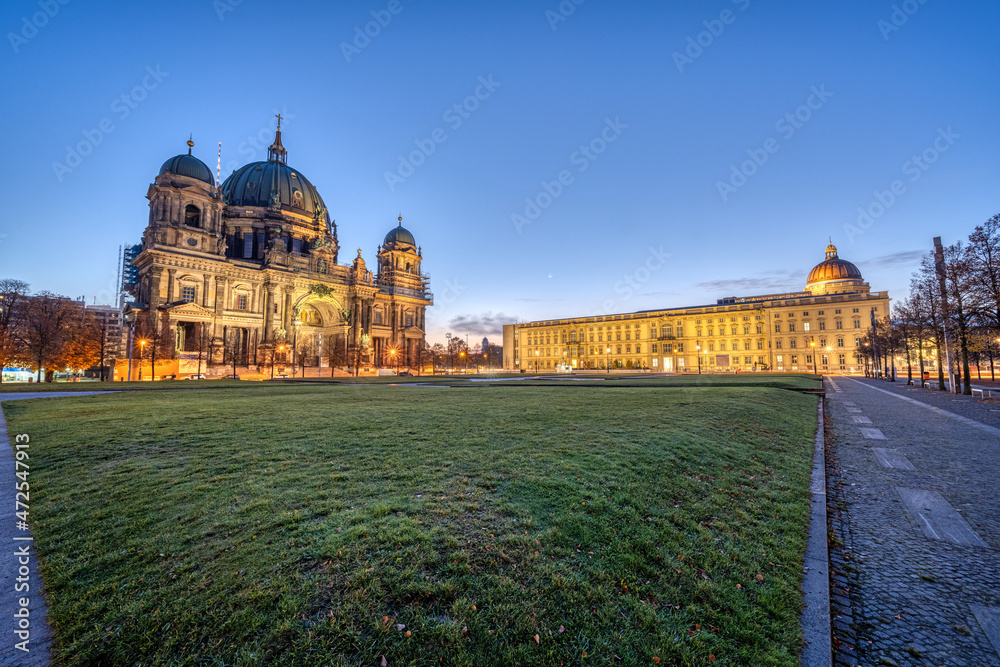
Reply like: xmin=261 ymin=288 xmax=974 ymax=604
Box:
xmin=124 ymin=120 xmax=432 ymax=376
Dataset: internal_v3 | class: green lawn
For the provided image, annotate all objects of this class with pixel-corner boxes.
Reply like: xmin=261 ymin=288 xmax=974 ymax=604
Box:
xmin=3 ymin=381 xmax=818 ymax=666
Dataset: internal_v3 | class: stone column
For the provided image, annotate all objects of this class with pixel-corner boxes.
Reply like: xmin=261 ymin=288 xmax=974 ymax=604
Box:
xmin=202 ymin=275 xmax=210 ymax=307
xmin=166 ymin=269 xmax=176 ymax=304
xmin=149 ymin=267 xmax=164 ymax=311
xmin=264 ymin=287 xmax=275 ymax=340
xmin=283 ymin=288 xmax=294 ymax=331
xmin=215 ymin=276 xmax=227 ymax=315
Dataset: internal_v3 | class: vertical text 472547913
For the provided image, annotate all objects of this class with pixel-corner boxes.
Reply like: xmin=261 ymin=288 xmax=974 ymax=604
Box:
xmin=12 ymin=433 xmax=34 ymax=654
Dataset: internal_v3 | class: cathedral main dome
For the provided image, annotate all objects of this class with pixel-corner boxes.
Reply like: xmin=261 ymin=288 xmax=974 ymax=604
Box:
xmin=219 ymin=127 xmax=328 ymax=219
xmin=805 ymin=242 xmax=864 ymax=293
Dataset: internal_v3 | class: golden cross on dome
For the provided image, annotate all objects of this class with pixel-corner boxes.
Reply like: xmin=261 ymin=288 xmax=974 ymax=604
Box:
xmin=275 ymin=113 xmax=283 ymax=129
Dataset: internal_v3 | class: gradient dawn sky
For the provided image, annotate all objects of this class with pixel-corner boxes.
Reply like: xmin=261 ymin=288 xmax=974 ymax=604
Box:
xmin=1 ymin=0 xmax=997 ymax=343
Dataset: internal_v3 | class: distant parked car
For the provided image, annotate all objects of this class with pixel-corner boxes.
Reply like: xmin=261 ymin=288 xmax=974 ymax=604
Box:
xmin=398 ymin=371 xmax=414 ymax=377
xmin=267 ymin=374 xmax=290 ymax=380
xmin=184 ymin=374 xmax=206 ymax=380
xmin=220 ymin=374 xmax=241 ymax=380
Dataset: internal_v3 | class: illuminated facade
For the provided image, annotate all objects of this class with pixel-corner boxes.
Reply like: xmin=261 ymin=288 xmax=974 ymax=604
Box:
xmin=124 ymin=125 xmax=432 ymax=376
xmin=503 ymin=243 xmax=889 ymax=374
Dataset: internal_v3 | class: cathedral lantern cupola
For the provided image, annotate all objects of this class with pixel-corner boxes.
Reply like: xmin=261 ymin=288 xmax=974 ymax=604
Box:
xmin=267 ymin=114 xmax=288 ymax=164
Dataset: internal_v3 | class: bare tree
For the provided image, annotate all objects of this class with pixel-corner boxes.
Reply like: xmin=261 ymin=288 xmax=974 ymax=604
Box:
xmin=942 ymin=242 xmax=975 ymax=394
xmin=0 ymin=279 xmax=30 ymax=383
xmin=134 ymin=311 xmax=167 ymax=380
xmin=967 ymin=214 xmax=1000 ymax=339
xmin=23 ymin=293 xmax=81 ymax=382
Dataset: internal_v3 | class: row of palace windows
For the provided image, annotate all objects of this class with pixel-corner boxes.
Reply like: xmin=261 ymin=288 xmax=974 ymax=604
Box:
xmin=526 ymin=315 xmax=869 ymax=346
xmin=527 ymin=333 xmax=861 ymax=356
xmin=521 ymin=305 xmax=875 ymax=345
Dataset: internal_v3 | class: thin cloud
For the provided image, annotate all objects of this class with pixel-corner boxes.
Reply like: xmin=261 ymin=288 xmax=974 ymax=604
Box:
xmin=448 ymin=312 xmax=512 ymax=337
xmin=858 ymin=250 xmax=924 ymax=269
xmin=694 ymin=269 xmax=802 ymax=294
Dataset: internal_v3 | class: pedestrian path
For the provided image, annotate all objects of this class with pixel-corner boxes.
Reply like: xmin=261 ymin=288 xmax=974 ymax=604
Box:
xmin=825 ymin=377 xmax=1000 ymax=666
xmin=0 ymin=391 xmax=115 ymax=666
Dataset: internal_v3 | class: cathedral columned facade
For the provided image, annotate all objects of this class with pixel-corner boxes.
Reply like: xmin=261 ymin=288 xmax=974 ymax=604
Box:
xmin=124 ymin=124 xmax=432 ymax=376
xmin=503 ymin=243 xmax=890 ymax=375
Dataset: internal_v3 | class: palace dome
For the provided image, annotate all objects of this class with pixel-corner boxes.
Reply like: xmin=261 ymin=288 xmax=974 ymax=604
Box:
xmin=384 ymin=219 xmax=415 ymax=246
xmin=219 ymin=127 xmax=328 ymax=220
xmin=159 ymin=140 xmax=214 ymax=184
xmin=806 ymin=243 xmax=863 ymax=288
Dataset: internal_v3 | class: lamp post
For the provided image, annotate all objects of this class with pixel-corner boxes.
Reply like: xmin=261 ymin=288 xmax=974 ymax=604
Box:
xmin=446 ymin=333 xmax=452 ymax=373
xmin=138 ymin=339 xmax=147 ymax=381
xmin=696 ymin=345 xmax=702 ymax=375
xmin=535 ymin=349 xmax=539 ymax=373
xmin=810 ymin=341 xmax=817 ymax=375
xmin=292 ymin=319 xmax=301 ymax=377
xmin=125 ymin=314 xmax=136 ymax=381
xmin=606 ymin=347 xmax=611 ymax=373
xmin=271 ymin=343 xmax=286 ymax=378
xmin=390 ymin=347 xmax=398 ymax=375
xmin=460 ymin=350 xmax=466 ymax=373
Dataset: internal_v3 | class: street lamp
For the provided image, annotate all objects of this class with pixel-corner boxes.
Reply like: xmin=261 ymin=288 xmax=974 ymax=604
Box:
xmin=390 ymin=347 xmax=398 ymax=375
xmin=535 ymin=349 xmax=539 ymax=373
xmin=138 ymin=339 xmax=148 ymax=380
xmin=696 ymin=344 xmax=702 ymax=375
xmin=606 ymin=347 xmax=611 ymax=373
xmin=271 ymin=343 xmax=286 ymax=378
xmin=810 ymin=341 xmax=817 ymax=376
xmin=446 ymin=333 xmax=452 ymax=373
xmin=292 ymin=319 xmax=302 ymax=377
xmin=460 ymin=350 xmax=466 ymax=373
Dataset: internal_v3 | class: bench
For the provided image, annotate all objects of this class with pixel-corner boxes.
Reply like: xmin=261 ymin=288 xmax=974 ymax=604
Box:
xmin=971 ymin=388 xmax=992 ymax=399
xmin=924 ymin=381 xmax=939 ymax=390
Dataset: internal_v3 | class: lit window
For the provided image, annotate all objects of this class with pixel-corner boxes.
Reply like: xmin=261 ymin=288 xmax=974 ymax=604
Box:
xmin=803 ymin=322 xmax=810 ymax=331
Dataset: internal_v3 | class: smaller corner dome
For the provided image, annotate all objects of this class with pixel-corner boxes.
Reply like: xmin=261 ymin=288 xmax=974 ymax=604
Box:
xmin=384 ymin=218 xmax=416 ymax=246
xmin=159 ymin=153 xmax=214 ymax=185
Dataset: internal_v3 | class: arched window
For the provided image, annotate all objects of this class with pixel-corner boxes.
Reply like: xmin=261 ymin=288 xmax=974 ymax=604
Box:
xmin=184 ymin=204 xmax=201 ymax=228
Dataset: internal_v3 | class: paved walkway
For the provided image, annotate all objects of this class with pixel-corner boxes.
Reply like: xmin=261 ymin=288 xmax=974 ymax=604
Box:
xmin=824 ymin=376 xmax=1000 ymax=667
xmin=0 ymin=391 xmax=114 ymax=667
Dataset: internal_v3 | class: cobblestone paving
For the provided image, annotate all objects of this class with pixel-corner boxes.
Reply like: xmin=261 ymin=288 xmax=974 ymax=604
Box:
xmin=825 ymin=376 xmax=1000 ymax=667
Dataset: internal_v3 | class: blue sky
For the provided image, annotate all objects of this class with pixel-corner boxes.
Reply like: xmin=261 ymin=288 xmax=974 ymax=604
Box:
xmin=1 ymin=0 xmax=997 ymax=343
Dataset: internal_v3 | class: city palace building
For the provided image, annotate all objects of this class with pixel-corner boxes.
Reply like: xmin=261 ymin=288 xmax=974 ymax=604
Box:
xmin=502 ymin=243 xmax=889 ymax=374
xmin=120 ymin=120 xmax=432 ymax=378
